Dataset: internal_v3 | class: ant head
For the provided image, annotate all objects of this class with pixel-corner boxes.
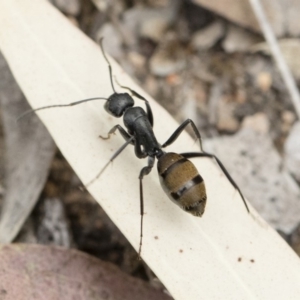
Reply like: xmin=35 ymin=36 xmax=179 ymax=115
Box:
xmin=105 ymin=93 xmax=134 ymax=117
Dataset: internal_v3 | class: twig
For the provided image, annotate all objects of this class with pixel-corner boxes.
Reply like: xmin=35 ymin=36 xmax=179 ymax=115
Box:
xmin=249 ymin=0 xmax=300 ymax=119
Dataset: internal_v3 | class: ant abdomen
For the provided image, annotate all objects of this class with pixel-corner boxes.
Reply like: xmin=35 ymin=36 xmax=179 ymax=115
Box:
xmin=157 ymin=153 xmax=207 ymax=217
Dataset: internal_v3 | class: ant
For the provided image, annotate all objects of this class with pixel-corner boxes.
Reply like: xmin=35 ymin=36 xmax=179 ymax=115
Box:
xmin=19 ymin=38 xmax=250 ymax=259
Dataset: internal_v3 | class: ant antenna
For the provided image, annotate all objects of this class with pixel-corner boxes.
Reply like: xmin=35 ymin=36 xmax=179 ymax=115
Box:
xmin=17 ymin=97 xmax=108 ymax=121
xmin=17 ymin=38 xmax=118 ymax=122
xmin=99 ymin=38 xmax=117 ymax=94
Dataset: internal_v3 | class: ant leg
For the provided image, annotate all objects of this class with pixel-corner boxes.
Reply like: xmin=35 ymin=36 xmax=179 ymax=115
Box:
xmin=100 ymin=124 xmax=134 ymax=145
xmin=180 ymin=152 xmax=250 ymax=213
xmin=85 ymin=136 xmax=135 ymax=188
xmin=162 ymin=119 xmax=203 ymax=152
xmin=138 ymin=156 xmax=155 ymax=259
xmin=86 ymin=125 xmax=134 ymax=187
xmin=114 ymin=79 xmax=154 ymax=127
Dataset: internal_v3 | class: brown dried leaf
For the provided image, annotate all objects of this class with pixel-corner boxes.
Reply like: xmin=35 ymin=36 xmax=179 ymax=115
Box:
xmin=0 ymin=244 xmax=171 ymax=300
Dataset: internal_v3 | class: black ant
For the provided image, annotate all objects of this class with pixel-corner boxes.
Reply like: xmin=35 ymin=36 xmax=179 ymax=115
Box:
xmin=19 ymin=38 xmax=250 ymax=259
